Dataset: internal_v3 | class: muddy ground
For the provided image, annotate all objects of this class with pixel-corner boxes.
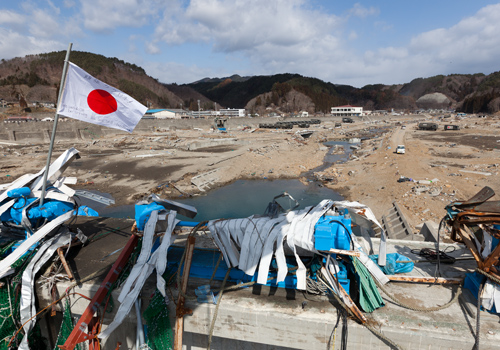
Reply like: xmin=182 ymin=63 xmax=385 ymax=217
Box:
xmin=0 ymin=115 xmax=499 ymax=236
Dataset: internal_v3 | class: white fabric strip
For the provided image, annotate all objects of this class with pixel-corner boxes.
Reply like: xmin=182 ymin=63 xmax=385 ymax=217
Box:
xmin=257 ymin=216 xmax=288 ymax=284
xmin=118 ymin=210 xmax=158 ymax=303
xmin=0 ymin=174 xmax=40 ymax=203
xmin=30 ymin=148 xmax=80 ymax=191
xmin=207 ymin=220 xmax=233 ymax=267
xmin=239 ymin=218 xmax=268 ymax=274
xmin=19 ymin=230 xmax=72 ymax=350
xmin=155 ymin=212 xmax=179 ymax=297
xmin=0 ymin=210 xmax=74 ymax=278
xmin=31 ymin=190 xmax=75 ymax=204
xmin=245 ymin=218 xmax=281 ymax=277
xmin=99 ymin=252 xmax=158 ymax=340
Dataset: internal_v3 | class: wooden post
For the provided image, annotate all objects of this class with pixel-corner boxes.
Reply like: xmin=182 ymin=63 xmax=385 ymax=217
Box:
xmin=173 ymin=235 xmax=196 ymax=350
xmin=387 ymin=276 xmax=462 ymax=284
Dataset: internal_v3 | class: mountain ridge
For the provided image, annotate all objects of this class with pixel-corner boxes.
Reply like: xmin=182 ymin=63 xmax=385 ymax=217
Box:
xmin=1 ymin=50 xmax=499 ymax=115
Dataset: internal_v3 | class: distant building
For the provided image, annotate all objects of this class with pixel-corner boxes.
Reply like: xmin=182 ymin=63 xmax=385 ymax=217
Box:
xmin=331 ymin=105 xmax=363 ymax=117
xmin=219 ymin=108 xmax=246 ymax=117
xmin=145 ymin=109 xmax=188 ymax=119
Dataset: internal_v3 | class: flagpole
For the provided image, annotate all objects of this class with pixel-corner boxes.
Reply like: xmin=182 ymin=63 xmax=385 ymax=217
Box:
xmin=39 ymin=43 xmax=73 ymax=207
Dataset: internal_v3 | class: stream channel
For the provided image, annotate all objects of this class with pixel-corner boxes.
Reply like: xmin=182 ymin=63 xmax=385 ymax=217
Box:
xmin=88 ymin=140 xmax=359 ymax=222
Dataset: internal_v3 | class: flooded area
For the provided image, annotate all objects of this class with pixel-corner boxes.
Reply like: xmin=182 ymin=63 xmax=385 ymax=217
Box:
xmin=85 ymin=139 xmax=360 ymax=221
xmin=93 ymin=178 xmax=343 ymax=222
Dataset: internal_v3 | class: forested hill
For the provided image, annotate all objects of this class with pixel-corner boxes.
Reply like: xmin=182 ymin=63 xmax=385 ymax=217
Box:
xmin=1 ymin=50 xmax=500 ymax=115
xmin=186 ymin=72 xmax=500 ymax=115
xmin=0 ymin=51 xmax=183 ymax=109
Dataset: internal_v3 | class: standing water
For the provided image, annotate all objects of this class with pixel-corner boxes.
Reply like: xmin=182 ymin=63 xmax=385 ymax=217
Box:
xmin=84 ymin=140 xmax=359 ymax=221
xmin=94 ymin=179 xmax=343 ymax=222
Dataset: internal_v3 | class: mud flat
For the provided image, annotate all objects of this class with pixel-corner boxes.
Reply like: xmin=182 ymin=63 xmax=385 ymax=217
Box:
xmin=0 ymin=114 xmax=499 ymax=234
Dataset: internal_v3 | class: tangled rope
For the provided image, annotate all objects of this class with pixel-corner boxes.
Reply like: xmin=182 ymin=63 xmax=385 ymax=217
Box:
xmin=374 ymin=279 xmax=461 ymax=312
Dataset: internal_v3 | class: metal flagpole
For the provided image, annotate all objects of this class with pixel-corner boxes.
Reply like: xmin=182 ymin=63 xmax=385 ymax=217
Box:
xmin=39 ymin=42 xmax=73 ymax=207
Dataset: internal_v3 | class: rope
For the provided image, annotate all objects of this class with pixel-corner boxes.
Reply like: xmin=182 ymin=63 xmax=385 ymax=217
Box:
xmin=472 ymin=277 xmax=486 ymax=350
xmin=374 ymin=279 xmax=461 ymax=312
xmin=207 ymin=268 xmax=231 ymax=350
xmin=317 ymin=273 xmax=403 ymax=350
xmin=476 ymin=268 xmax=500 ymax=285
xmin=209 ymin=253 xmax=223 ymax=287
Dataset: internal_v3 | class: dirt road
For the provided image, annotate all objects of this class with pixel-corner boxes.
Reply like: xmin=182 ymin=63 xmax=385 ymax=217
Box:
xmin=329 ymin=117 xmax=500 ymax=234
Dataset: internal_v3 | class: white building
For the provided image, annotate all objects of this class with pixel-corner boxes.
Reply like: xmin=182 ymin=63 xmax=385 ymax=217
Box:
xmin=330 ymin=105 xmax=363 ymax=117
xmin=219 ymin=108 xmax=246 ymax=117
xmin=146 ymin=109 xmax=189 ymax=119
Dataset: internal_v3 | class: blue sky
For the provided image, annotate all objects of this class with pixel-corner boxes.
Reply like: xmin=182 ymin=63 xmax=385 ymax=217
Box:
xmin=1 ymin=0 xmax=500 ymax=87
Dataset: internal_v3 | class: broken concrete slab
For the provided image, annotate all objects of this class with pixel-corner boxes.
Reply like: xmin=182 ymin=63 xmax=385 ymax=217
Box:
xmin=191 ymin=167 xmax=227 ymax=191
xmin=418 ymin=221 xmax=439 ymax=242
xmin=459 ymin=170 xmax=492 ymax=176
xmin=185 ymin=138 xmax=239 ymax=151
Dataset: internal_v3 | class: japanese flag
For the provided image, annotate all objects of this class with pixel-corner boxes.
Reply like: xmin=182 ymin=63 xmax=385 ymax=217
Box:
xmin=57 ymin=62 xmax=148 ymax=133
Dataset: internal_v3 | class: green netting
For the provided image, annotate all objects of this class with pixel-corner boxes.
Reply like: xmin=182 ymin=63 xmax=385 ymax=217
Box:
xmin=0 ymin=245 xmax=47 ymax=350
xmin=143 ymin=290 xmax=173 ymax=350
xmin=0 ymin=241 xmax=18 ymax=258
xmin=53 ymin=299 xmax=82 ymax=350
xmin=352 ymin=257 xmax=384 ymax=313
xmin=0 ymin=233 xmax=143 ymax=350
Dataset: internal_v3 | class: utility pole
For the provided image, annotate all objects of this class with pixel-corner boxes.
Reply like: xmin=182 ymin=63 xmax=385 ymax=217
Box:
xmin=197 ymin=99 xmax=200 ymax=118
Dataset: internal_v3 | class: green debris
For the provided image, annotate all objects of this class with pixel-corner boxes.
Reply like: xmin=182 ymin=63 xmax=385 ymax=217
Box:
xmin=352 ymin=257 xmax=384 ymax=313
xmin=143 ymin=290 xmax=173 ymax=350
xmin=53 ymin=299 xmax=82 ymax=350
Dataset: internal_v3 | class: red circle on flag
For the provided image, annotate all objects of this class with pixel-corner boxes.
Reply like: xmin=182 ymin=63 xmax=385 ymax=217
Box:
xmin=87 ymin=89 xmax=117 ymax=115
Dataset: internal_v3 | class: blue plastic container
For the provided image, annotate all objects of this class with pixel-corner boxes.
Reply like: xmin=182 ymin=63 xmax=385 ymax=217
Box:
xmin=333 ymin=261 xmax=350 ymax=295
xmin=464 ymin=271 xmax=498 ymax=314
xmin=314 ymin=213 xmax=352 ymax=251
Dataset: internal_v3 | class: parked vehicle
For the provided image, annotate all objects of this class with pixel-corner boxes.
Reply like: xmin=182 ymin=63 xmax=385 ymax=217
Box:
xmin=418 ymin=122 xmax=438 ymax=131
xmin=396 ymin=145 xmax=406 ymax=154
xmin=444 ymin=125 xmax=460 ymax=130
xmin=342 ymin=117 xmax=354 ymax=123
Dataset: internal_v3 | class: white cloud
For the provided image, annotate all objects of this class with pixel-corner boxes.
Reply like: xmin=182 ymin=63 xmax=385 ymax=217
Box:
xmin=348 ymin=3 xmax=379 ymax=18
xmin=0 ymin=10 xmax=25 ymax=25
xmin=29 ymin=9 xmax=61 ymax=38
xmin=63 ymin=0 xmax=77 ymax=7
xmin=408 ymin=3 xmax=500 ymax=74
xmin=81 ymin=0 xmax=163 ymax=33
xmin=154 ymin=0 xmax=342 ymax=52
xmin=145 ymin=41 xmax=161 ymax=54
xmin=0 ymin=28 xmax=65 ymax=60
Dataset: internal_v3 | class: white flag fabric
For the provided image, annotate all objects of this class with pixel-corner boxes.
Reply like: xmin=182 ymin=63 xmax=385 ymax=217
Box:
xmin=57 ymin=62 xmax=148 ymax=133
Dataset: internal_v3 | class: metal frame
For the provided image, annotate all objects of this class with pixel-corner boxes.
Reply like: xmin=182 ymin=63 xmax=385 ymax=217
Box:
xmin=59 ymin=234 xmax=139 ymax=350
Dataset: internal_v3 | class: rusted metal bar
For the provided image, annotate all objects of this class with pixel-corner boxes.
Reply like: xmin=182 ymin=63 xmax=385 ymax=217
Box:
xmin=482 ymin=242 xmax=500 ymax=273
xmin=51 ymin=284 xmax=58 ymax=317
xmin=57 ymin=247 xmax=74 ymax=280
xmin=87 ymin=317 xmax=100 ymax=350
xmin=387 ymin=276 xmax=462 ymax=284
xmin=173 ymin=235 xmax=196 ymax=350
xmin=453 ymin=223 xmax=482 ymax=265
xmin=322 ymin=267 xmax=367 ymax=324
xmin=329 ymin=248 xmax=360 ymax=257
xmin=453 ymin=186 xmax=495 ymax=207
xmin=59 ymin=234 xmax=139 ymax=350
